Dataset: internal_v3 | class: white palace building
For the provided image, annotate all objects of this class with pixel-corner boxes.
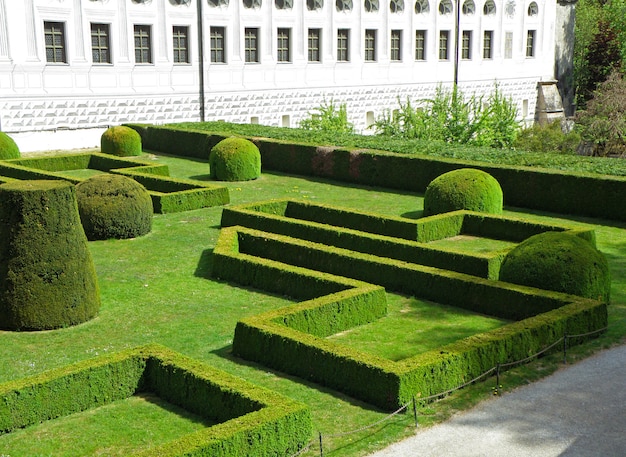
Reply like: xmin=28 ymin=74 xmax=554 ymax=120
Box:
xmin=0 ymin=0 xmax=573 ymax=151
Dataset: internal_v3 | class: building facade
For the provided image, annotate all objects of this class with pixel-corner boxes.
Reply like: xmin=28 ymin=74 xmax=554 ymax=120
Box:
xmin=0 ymin=0 xmax=561 ymax=150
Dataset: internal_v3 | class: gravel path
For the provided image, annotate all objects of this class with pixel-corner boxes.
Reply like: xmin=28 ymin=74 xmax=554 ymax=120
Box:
xmin=367 ymin=345 xmax=626 ymax=457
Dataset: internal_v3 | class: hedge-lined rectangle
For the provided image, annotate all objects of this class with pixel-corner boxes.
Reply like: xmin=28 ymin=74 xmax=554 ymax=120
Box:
xmin=213 ymin=226 xmax=607 ymax=411
xmin=0 ymin=344 xmax=311 ymax=457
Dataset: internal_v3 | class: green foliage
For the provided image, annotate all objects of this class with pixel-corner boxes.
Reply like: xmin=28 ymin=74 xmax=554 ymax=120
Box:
xmin=372 ymin=84 xmax=519 ymax=148
xmin=76 ymin=174 xmax=153 ymax=240
xmin=209 ymin=137 xmax=261 ymax=181
xmin=575 ymin=71 xmax=626 ymax=156
xmin=423 ymin=168 xmax=503 ymax=216
xmin=299 ymin=99 xmax=355 ymax=134
xmin=500 ymin=232 xmax=611 ymax=303
xmin=514 ymin=121 xmax=581 ymax=154
xmin=0 ymin=132 xmax=20 ymax=160
xmin=0 ymin=180 xmax=100 ymax=330
xmin=101 ymin=126 xmax=143 ymax=157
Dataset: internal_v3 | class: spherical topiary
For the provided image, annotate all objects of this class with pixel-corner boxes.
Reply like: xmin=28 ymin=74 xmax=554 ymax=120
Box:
xmin=0 ymin=132 xmax=20 ymax=159
xmin=209 ymin=137 xmax=261 ymax=181
xmin=101 ymin=126 xmax=142 ymax=157
xmin=76 ymin=174 xmax=153 ymax=240
xmin=423 ymin=168 xmax=503 ymax=216
xmin=0 ymin=180 xmax=100 ymax=330
xmin=499 ymin=232 xmax=611 ymax=302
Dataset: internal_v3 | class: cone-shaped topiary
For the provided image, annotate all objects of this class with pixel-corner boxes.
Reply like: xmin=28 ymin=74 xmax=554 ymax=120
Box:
xmin=499 ymin=232 xmax=611 ymax=302
xmin=101 ymin=125 xmax=142 ymax=157
xmin=76 ymin=174 xmax=153 ymax=240
xmin=423 ymin=168 xmax=503 ymax=216
xmin=0 ymin=180 xmax=100 ymax=331
xmin=0 ymin=132 xmax=20 ymax=159
xmin=209 ymin=137 xmax=261 ymax=181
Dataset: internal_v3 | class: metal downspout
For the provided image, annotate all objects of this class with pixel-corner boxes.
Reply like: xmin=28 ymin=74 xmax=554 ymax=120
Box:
xmin=197 ymin=0 xmax=206 ymax=122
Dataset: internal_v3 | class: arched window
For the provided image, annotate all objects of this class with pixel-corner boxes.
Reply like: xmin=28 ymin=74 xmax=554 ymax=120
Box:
xmin=483 ymin=0 xmax=496 ymax=15
xmin=438 ymin=0 xmax=452 ymax=14
xmin=365 ymin=0 xmax=379 ymax=11
xmin=307 ymin=0 xmax=324 ymax=9
xmin=171 ymin=0 xmax=191 ymax=5
xmin=527 ymin=1 xmax=538 ymax=15
xmin=275 ymin=0 xmax=293 ymax=7
xmin=414 ymin=0 xmax=430 ymax=13
xmin=207 ymin=0 xmax=229 ymax=6
xmin=390 ymin=0 xmax=405 ymax=12
xmin=243 ymin=0 xmax=262 ymax=8
xmin=462 ymin=0 xmax=475 ymax=14
xmin=336 ymin=0 xmax=353 ymax=10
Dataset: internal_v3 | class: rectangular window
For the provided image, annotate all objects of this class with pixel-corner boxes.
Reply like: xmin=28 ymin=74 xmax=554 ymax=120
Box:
xmin=439 ymin=30 xmax=449 ymax=60
xmin=483 ymin=30 xmax=493 ymax=59
xmin=390 ymin=30 xmax=402 ymax=61
xmin=210 ymin=26 xmax=225 ymax=63
xmin=91 ymin=23 xmax=111 ymax=64
xmin=134 ymin=24 xmax=152 ymax=64
xmin=504 ymin=31 xmax=513 ymax=59
xmin=461 ymin=30 xmax=472 ymax=59
xmin=173 ymin=26 xmax=190 ymax=64
xmin=415 ymin=30 xmax=426 ymax=60
xmin=364 ymin=29 xmax=376 ymax=61
xmin=44 ymin=21 xmax=67 ymax=63
xmin=526 ymin=30 xmax=536 ymax=57
xmin=245 ymin=27 xmax=259 ymax=63
xmin=337 ymin=28 xmax=350 ymax=62
xmin=277 ymin=27 xmax=291 ymax=62
xmin=308 ymin=28 xmax=321 ymax=62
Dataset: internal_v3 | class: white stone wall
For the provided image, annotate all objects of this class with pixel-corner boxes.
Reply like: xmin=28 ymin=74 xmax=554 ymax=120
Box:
xmin=0 ymin=0 xmax=556 ymax=150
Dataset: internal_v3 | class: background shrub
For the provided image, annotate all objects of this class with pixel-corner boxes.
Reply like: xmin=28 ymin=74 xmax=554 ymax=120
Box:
xmin=499 ymin=232 xmax=611 ymax=302
xmin=0 ymin=180 xmax=100 ymax=330
xmin=514 ymin=120 xmax=581 ymax=154
xmin=101 ymin=126 xmax=142 ymax=157
xmin=0 ymin=132 xmax=20 ymax=159
xmin=299 ymin=99 xmax=355 ymax=134
xmin=76 ymin=174 xmax=153 ymax=240
xmin=423 ymin=168 xmax=503 ymax=216
xmin=209 ymin=137 xmax=261 ymax=181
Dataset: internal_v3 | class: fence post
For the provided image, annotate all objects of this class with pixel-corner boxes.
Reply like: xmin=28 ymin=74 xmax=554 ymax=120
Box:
xmin=319 ymin=432 xmax=323 ymax=457
xmin=563 ymin=334 xmax=568 ymax=364
xmin=495 ymin=363 xmax=501 ymax=395
xmin=413 ymin=397 xmax=419 ymax=428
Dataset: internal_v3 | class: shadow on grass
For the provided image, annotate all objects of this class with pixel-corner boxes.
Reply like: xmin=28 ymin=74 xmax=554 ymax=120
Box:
xmin=137 ymin=392 xmax=217 ymax=427
xmin=194 ymin=249 xmax=214 ymax=279
xmin=189 ymin=174 xmax=213 ymax=181
xmin=400 ymin=210 xmax=423 ymax=220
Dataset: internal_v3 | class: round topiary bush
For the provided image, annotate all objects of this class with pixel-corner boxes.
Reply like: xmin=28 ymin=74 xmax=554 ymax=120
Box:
xmin=0 ymin=180 xmax=100 ymax=331
xmin=499 ymin=232 xmax=611 ymax=302
xmin=423 ymin=168 xmax=503 ymax=216
xmin=0 ymin=132 xmax=20 ymax=159
xmin=101 ymin=126 xmax=142 ymax=157
xmin=76 ymin=174 xmax=153 ymax=240
xmin=209 ymin=137 xmax=261 ymax=181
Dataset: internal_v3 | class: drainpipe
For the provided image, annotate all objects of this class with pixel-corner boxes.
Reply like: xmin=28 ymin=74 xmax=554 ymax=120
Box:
xmin=197 ymin=0 xmax=206 ymax=122
xmin=454 ymin=0 xmax=460 ymax=87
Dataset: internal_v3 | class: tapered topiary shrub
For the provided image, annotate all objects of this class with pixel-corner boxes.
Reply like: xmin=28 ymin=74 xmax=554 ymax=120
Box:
xmin=0 ymin=132 xmax=20 ymax=159
xmin=101 ymin=125 xmax=142 ymax=157
xmin=0 ymin=180 xmax=100 ymax=331
xmin=76 ymin=174 xmax=153 ymax=240
xmin=423 ymin=168 xmax=503 ymax=216
xmin=499 ymin=232 xmax=611 ymax=302
xmin=209 ymin=137 xmax=261 ymax=181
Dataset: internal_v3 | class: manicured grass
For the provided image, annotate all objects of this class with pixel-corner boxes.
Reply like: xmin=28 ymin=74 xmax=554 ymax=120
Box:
xmin=425 ymin=235 xmax=516 ymax=253
xmin=57 ymin=168 xmax=108 ymax=180
xmin=0 ymin=394 xmax=214 ymax=457
xmin=328 ymin=293 xmax=510 ymax=361
xmin=1 ymin=151 xmax=625 ymax=456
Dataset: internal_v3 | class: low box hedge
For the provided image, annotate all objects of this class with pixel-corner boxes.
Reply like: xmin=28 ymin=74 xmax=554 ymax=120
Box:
xmin=128 ymin=124 xmax=626 ymax=222
xmin=0 ymin=344 xmax=311 ymax=457
xmin=213 ymin=226 xmax=607 ymax=411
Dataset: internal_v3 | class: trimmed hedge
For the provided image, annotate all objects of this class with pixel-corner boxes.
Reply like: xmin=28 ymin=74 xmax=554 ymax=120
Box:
xmin=0 ymin=180 xmax=100 ymax=330
xmin=423 ymin=168 xmax=503 ymax=216
xmin=127 ymin=124 xmax=626 ymax=222
xmin=220 ymin=200 xmax=595 ymax=280
xmin=209 ymin=137 xmax=262 ymax=181
xmin=500 ymin=232 xmax=611 ymax=302
xmin=214 ymin=226 xmax=607 ymax=410
xmin=0 ymin=132 xmax=20 ymax=159
xmin=0 ymin=344 xmax=312 ymax=457
xmin=101 ymin=126 xmax=142 ymax=157
xmin=76 ymin=174 xmax=154 ymax=240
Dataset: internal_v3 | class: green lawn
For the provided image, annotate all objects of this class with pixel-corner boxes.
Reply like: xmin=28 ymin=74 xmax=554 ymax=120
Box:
xmin=1 ymin=152 xmax=625 ymax=456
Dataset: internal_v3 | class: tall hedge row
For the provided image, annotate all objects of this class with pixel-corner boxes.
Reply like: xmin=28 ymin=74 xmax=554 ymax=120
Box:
xmin=126 ymin=124 xmax=626 ymax=222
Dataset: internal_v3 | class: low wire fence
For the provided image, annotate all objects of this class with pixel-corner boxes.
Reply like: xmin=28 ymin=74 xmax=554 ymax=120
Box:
xmin=289 ymin=326 xmax=608 ymax=457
